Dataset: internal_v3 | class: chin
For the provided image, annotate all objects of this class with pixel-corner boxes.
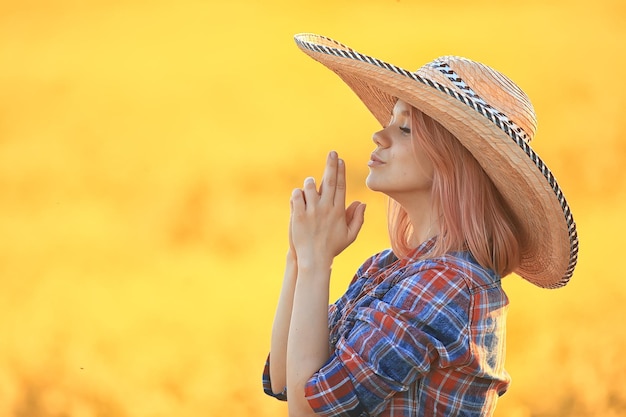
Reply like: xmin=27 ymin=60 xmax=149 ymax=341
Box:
xmin=365 ymin=176 xmax=384 ymax=193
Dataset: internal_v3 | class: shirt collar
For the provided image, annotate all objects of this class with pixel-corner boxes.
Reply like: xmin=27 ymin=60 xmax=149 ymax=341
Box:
xmin=399 ymin=235 xmax=438 ymax=264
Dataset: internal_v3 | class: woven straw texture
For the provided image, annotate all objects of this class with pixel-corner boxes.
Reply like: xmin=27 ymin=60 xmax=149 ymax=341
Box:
xmin=294 ymin=33 xmax=578 ymax=288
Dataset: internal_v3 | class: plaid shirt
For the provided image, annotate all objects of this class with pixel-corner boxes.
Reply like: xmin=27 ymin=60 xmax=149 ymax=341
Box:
xmin=263 ymin=239 xmax=510 ymax=416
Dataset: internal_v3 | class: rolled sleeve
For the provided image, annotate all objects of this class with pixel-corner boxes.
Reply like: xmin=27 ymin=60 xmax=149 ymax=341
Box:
xmin=304 ymin=349 xmax=365 ymax=417
xmin=262 ymin=354 xmax=287 ymax=401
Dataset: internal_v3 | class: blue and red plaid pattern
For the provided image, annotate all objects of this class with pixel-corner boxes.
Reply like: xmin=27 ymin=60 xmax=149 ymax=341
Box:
xmin=263 ymin=239 xmax=510 ymax=416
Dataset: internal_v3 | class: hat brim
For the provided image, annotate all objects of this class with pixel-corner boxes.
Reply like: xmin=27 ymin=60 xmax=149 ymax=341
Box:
xmin=294 ymin=33 xmax=578 ymax=288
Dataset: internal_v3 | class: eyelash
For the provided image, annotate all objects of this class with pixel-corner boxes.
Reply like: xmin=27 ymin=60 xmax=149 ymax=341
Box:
xmin=385 ymin=114 xmax=411 ymax=135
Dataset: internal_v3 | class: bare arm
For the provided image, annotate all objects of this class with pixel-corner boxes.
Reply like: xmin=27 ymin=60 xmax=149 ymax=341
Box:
xmin=287 ymin=152 xmax=366 ymax=417
xmin=269 ymin=251 xmax=297 ymax=394
xmin=287 ymin=255 xmax=333 ymax=417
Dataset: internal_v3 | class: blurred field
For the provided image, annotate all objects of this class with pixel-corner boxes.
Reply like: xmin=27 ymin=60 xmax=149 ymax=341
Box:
xmin=0 ymin=0 xmax=625 ymax=416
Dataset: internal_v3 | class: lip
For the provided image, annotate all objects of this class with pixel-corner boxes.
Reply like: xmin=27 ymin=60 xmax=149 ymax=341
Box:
xmin=368 ymin=153 xmax=385 ymax=167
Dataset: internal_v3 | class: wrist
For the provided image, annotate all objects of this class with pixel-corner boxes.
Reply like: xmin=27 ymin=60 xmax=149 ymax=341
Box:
xmin=283 ymin=251 xmax=298 ymax=284
xmin=296 ymin=253 xmax=333 ymax=276
xmin=286 ymin=249 xmax=297 ymax=265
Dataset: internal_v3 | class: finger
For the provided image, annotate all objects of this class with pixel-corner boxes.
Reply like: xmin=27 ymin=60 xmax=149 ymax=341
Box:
xmin=347 ymin=203 xmax=366 ymax=243
xmin=302 ymin=177 xmax=319 ymax=208
xmin=320 ymin=151 xmax=338 ymax=205
xmin=291 ymin=188 xmax=305 ymax=215
xmin=345 ymin=201 xmax=360 ymax=223
xmin=335 ymin=157 xmax=346 ymax=208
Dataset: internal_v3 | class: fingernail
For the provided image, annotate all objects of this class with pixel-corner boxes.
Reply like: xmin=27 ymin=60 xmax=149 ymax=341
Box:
xmin=338 ymin=158 xmax=344 ymax=166
xmin=330 ymin=150 xmax=337 ymax=159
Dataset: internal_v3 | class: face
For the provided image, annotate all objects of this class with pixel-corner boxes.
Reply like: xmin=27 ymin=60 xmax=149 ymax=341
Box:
xmin=366 ymin=100 xmax=435 ymax=203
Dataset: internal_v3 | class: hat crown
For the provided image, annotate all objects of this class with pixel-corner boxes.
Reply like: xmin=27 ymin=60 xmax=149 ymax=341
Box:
xmin=416 ymin=57 xmax=537 ymax=144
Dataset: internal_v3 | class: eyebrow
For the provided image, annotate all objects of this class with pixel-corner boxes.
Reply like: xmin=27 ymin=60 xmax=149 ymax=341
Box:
xmin=390 ymin=110 xmax=411 ymax=118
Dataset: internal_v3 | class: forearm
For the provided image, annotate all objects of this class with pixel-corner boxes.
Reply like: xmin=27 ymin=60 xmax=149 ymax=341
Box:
xmin=269 ymin=252 xmax=298 ymax=394
xmin=286 ymin=260 xmax=332 ymax=417
xmin=283 ymin=151 xmax=364 ymax=415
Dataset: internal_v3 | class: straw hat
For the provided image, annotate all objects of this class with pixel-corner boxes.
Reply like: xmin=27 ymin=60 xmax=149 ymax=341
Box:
xmin=294 ymin=33 xmax=578 ymax=289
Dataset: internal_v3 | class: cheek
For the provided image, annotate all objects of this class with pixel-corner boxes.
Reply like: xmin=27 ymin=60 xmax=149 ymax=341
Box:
xmin=401 ymin=156 xmax=434 ymax=188
xmin=423 ymin=158 xmax=435 ymax=180
xmin=398 ymin=154 xmax=421 ymax=177
xmin=411 ymin=149 xmax=434 ymax=179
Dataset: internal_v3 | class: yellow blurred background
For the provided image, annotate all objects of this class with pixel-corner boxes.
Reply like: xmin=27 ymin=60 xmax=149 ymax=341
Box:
xmin=1 ymin=0 xmax=625 ymax=416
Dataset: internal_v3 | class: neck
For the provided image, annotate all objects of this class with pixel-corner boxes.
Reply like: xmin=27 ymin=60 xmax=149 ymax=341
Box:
xmin=391 ymin=191 xmax=440 ymax=248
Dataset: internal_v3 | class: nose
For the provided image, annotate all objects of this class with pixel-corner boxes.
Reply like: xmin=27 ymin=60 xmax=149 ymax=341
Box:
xmin=372 ymin=128 xmax=391 ymax=148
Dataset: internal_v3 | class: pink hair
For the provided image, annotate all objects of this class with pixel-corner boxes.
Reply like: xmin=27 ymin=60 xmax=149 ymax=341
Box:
xmin=388 ymin=107 xmax=524 ymax=277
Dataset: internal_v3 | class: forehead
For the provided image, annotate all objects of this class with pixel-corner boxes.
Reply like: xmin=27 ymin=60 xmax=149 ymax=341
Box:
xmin=392 ymin=99 xmax=412 ymax=115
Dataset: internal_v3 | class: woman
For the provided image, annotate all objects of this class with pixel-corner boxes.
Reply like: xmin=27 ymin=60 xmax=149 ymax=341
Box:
xmin=262 ymin=34 xmax=579 ymax=417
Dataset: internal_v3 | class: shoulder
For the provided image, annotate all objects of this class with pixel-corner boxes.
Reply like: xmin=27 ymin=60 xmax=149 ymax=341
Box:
xmin=385 ymin=252 xmax=502 ymax=310
xmin=409 ymin=252 xmax=501 ymax=292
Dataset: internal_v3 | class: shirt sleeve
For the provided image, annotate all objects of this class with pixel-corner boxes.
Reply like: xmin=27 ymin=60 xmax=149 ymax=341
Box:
xmin=304 ymin=261 xmax=473 ymax=417
xmin=262 ymin=354 xmax=287 ymax=401
xmin=260 ymin=251 xmax=391 ymax=403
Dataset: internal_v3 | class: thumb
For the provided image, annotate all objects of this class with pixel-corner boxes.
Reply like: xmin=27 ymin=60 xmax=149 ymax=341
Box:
xmin=347 ymin=203 xmax=366 ymax=242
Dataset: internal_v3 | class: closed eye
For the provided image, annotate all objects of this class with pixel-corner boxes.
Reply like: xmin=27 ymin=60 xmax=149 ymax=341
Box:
xmin=399 ymin=126 xmax=411 ymax=134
